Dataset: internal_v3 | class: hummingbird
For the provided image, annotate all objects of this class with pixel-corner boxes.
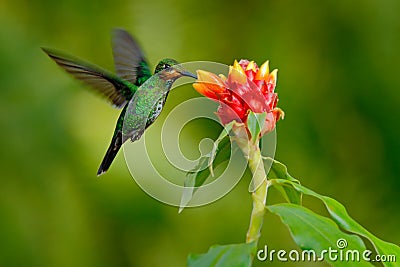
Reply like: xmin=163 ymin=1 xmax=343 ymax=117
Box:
xmin=42 ymin=29 xmax=196 ymax=176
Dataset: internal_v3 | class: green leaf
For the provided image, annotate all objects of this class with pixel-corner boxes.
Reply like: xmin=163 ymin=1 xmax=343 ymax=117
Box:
xmin=270 ymin=178 xmax=400 ymax=267
xmin=209 ymin=121 xmax=234 ymax=176
xmin=268 ymin=203 xmax=373 ymax=267
xmin=247 ymin=111 xmax=266 ymax=144
xmin=264 ymin=157 xmax=302 ymax=205
xmin=179 ymin=126 xmax=232 ymax=212
xmin=321 ymin=196 xmax=400 ymax=267
xmin=188 ymin=242 xmax=257 ymax=267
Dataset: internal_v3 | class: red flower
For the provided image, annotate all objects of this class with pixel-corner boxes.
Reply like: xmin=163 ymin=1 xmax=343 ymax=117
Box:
xmin=193 ymin=59 xmax=284 ymax=136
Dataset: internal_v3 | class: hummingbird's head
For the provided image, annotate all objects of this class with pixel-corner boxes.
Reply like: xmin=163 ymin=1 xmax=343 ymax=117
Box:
xmin=155 ymin=58 xmax=197 ymax=80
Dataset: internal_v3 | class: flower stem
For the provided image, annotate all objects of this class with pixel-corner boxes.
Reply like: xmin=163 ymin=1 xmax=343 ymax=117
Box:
xmin=245 ymin=144 xmax=268 ymax=244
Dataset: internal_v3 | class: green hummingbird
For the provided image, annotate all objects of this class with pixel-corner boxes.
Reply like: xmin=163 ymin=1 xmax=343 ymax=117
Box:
xmin=42 ymin=29 xmax=196 ymax=176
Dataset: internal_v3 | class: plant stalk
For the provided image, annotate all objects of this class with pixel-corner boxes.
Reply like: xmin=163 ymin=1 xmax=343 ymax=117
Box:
xmin=245 ymin=143 xmax=268 ymax=244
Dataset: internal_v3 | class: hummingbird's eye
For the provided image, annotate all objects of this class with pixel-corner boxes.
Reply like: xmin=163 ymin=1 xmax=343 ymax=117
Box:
xmin=163 ymin=64 xmax=171 ymax=69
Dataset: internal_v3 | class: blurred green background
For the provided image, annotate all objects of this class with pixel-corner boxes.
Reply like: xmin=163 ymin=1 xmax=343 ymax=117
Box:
xmin=1 ymin=0 xmax=399 ymax=266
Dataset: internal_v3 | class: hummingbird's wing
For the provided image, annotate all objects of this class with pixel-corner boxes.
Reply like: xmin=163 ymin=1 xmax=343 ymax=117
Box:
xmin=112 ymin=29 xmax=152 ymax=86
xmin=42 ymin=47 xmax=134 ymax=108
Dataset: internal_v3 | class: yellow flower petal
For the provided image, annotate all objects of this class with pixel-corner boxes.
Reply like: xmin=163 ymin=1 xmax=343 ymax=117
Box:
xmin=219 ymin=74 xmax=227 ymax=82
xmin=229 ymin=60 xmax=247 ymax=84
xmin=196 ymin=70 xmax=225 ymax=87
xmin=229 ymin=65 xmax=247 ymax=84
xmin=273 ymin=107 xmax=285 ymax=121
xmin=230 ymin=60 xmax=245 ymax=76
xmin=268 ymin=69 xmax=278 ymax=85
xmin=255 ymin=60 xmax=269 ymax=80
xmin=246 ymin=61 xmax=257 ymax=72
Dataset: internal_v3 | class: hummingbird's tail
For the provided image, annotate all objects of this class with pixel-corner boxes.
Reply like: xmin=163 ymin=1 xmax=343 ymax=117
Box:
xmin=97 ymin=131 xmax=123 ymax=176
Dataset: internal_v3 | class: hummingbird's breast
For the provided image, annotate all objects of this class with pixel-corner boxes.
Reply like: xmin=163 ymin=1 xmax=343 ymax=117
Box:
xmin=145 ymin=92 xmax=169 ymax=128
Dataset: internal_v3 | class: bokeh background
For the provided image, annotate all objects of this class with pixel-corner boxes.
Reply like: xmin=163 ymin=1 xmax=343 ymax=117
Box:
xmin=1 ymin=0 xmax=399 ymax=266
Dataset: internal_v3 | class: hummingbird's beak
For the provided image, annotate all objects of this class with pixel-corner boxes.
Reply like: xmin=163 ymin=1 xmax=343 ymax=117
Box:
xmin=180 ymin=70 xmax=197 ymax=79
